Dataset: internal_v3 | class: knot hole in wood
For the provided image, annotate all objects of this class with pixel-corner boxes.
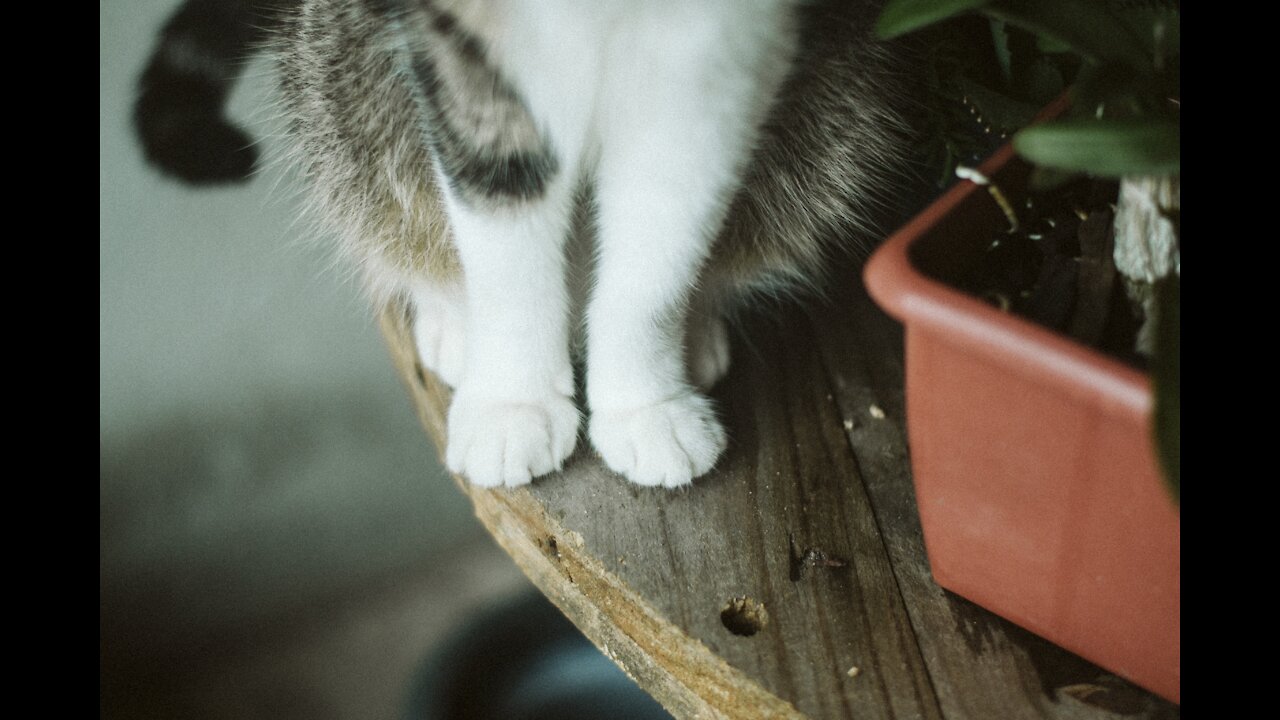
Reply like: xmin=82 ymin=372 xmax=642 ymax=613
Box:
xmin=720 ymin=596 xmax=768 ymax=637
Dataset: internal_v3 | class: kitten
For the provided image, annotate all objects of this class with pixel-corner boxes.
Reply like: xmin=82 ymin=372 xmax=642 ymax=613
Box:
xmin=274 ymin=0 xmax=921 ymax=489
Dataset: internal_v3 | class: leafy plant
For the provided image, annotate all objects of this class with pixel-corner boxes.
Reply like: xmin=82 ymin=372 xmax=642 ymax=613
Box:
xmin=878 ymin=0 xmax=1180 ymax=503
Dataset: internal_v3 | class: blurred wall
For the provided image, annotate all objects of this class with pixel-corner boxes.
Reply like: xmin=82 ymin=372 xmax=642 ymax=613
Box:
xmin=100 ymin=0 xmax=485 ymax=694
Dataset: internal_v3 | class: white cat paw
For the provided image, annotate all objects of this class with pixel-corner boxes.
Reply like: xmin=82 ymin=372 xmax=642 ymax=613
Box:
xmin=687 ymin=314 xmax=731 ymax=391
xmin=590 ymin=394 xmax=727 ymax=488
xmin=412 ymin=299 xmax=466 ymax=388
xmin=445 ymin=391 xmax=581 ymax=488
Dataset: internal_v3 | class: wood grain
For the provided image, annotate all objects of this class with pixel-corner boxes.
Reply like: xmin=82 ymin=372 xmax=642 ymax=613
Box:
xmin=380 ymin=276 xmax=1179 ymax=720
xmin=810 ymin=279 xmax=1179 ymax=720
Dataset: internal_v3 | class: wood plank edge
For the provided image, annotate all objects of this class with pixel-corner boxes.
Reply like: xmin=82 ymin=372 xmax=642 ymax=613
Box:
xmin=379 ymin=304 xmax=806 ymax=720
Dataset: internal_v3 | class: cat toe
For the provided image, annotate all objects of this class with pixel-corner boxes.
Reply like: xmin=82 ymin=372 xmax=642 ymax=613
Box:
xmin=590 ymin=393 xmax=727 ymax=488
xmin=446 ymin=392 xmax=581 ymax=488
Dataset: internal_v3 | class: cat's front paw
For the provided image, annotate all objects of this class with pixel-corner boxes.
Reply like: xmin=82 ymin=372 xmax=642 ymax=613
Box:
xmin=590 ymin=394 xmax=727 ymax=488
xmin=446 ymin=390 xmax=581 ymax=488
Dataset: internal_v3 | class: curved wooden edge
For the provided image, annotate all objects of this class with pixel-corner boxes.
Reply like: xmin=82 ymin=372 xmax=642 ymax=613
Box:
xmin=378 ymin=303 xmax=804 ymax=720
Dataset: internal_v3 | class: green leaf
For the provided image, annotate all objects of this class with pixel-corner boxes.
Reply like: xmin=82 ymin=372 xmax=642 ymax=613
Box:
xmin=1036 ymin=34 xmax=1073 ymax=54
xmin=1024 ymin=59 xmax=1065 ymax=106
xmin=876 ymin=0 xmax=992 ymax=39
xmin=1153 ymin=275 xmax=1179 ymax=506
xmin=956 ymin=76 xmax=1039 ymax=132
xmin=990 ymin=19 xmax=1013 ymax=85
xmin=1112 ymin=5 xmax=1181 ymax=65
xmin=1013 ymin=118 xmax=1179 ymax=177
xmin=984 ymin=0 xmax=1151 ymax=69
xmin=1072 ymin=61 xmax=1148 ymax=116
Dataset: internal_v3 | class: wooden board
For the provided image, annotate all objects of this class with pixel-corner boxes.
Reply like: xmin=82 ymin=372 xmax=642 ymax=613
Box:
xmin=381 ymin=277 xmax=1180 ymax=720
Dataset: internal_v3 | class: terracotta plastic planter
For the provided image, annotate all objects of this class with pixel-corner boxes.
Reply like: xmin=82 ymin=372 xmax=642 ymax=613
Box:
xmin=863 ymin=142 xmax=1180 ymax=703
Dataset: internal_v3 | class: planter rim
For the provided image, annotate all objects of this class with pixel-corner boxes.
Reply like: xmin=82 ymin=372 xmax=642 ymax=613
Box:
xmin=864 ymin=143 xmax=1151 ymax=419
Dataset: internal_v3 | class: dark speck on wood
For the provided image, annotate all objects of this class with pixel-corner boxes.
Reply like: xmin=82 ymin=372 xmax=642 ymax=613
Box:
xmin=788 ymin=531 xmax=849 ymax=582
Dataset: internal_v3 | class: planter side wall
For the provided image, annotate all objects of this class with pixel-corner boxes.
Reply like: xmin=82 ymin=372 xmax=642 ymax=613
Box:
xmin=865 ymin=141 xmax=1180 ymax=703
xmin=907 ymin=329 xmax=1180 ymax=702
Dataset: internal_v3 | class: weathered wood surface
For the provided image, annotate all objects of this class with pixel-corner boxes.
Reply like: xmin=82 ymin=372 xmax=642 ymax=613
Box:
xmin=381 ymin=275 xmax=1179 ymax=720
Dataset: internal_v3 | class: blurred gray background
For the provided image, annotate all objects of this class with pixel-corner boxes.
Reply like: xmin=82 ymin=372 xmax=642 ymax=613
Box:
xmin=100 ymin=1 xmax=528 ymax=717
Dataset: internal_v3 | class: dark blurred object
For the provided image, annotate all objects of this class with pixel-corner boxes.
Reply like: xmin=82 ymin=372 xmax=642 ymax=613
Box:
xmin=406 ymin=591 xmax=672 ymax=720
xmin=133 ymin=0 xmax=296 ymax=184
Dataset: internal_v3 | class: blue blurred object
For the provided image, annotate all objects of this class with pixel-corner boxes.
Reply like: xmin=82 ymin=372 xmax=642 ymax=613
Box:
xmin=406 ymin=591 xmax=673 ymax=720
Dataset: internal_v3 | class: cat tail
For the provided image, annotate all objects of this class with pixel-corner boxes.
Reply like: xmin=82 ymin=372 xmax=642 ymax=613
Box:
xmin=133 ymin=0 xmax=297 ymax=184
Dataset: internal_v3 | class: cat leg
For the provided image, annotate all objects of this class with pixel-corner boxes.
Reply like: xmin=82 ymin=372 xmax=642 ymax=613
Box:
xmin=586 ymin=191 xmax=729 ymax=488
xmin=685 ymin=295 xmax=732 ymax=392
xmin=586 ymin=133 xmax=742 ymax=486
xmin=585 ymin=9 xmax=796 ymax=488
xmin=439 ymin=183 xmax=581 ymax=488
xmin=410 ymin=280 xmax=467 ymax=388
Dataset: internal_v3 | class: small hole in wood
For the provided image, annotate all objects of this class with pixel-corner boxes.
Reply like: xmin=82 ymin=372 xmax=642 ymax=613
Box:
xmin=720 ymin=596 xmax=768 ymax=637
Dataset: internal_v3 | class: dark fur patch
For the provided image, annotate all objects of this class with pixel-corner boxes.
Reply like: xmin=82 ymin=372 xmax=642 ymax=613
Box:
xmin=403 ymin=6 xmax=559 ymax=206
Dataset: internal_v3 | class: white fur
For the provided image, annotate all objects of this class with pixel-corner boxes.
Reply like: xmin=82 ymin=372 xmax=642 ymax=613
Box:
xmin=413 ymin=1 xmax=800 ymax=488
xmin=410 ymin=280 xmax=467 ymax=388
